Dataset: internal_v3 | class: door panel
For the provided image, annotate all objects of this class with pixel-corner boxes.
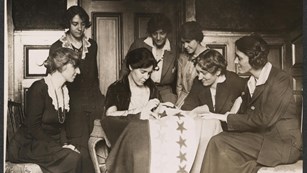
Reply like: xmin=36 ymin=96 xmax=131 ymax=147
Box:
xmin=92 ymin=13 xmax=122 ymax=94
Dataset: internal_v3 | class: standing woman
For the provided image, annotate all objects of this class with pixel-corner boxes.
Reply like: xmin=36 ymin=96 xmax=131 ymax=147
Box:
xmin=8 ymin=48 xmax=81 ymax=173
xmin=201 ymin=34 xmax=302 ymax=173
xmin=49 ymin=6 xmax=105 ymax=173
xmin=176 ymin=21 xmax=208 ymax=108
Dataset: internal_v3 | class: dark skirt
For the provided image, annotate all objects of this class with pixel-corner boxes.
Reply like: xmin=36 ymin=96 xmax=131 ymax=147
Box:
xmin=8 ymin=130 xmax=81 ymax=173
xmin=106 ymin=120 xmax=150 ymax=173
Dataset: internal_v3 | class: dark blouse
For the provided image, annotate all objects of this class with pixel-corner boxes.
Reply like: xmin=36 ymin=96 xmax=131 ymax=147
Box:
xmin=102 ymin=75 xmax=160 ymax=146
xmin=105 ymin=75 xmax=160 ymax=112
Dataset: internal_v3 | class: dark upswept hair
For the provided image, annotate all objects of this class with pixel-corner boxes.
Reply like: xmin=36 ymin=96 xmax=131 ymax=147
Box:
xmin=195 ymin=49 xmax=227 ymax=75
xmin=147 ymin=13 xmax=172 ymax=35
xmin=180 ymin=21 xmax=204 ymax=42
xmin=64 ymin=6 xmax=91 ymax=29
xmin=126 ymin=48 xmax=157 ymax=71
xmin=235 ymin=33 xmax=269 ymax=69
xmin=44 ymin=47 xmax=80 ymax=74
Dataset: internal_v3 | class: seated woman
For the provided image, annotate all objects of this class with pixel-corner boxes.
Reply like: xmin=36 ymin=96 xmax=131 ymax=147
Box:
xmin=201 ymin=34 xmax=302 ymax=173
xmin=181 ymin=49 xmax=246 ymax=173
xmin=101 ymin=47 xmax=161 ymax=146
xmin=8 ymin=47 xmax=82 ymax=173
xmin=182 ymin=49 xmax=246 ymax=129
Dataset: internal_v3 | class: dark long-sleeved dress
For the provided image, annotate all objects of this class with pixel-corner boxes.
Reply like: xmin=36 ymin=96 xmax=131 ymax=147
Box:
xmin=182 ymin=70 xmax=246 ymax=130
xmin=101 ymin=75 xmax=160 ymax=146
xmin=201 ymin=66 xmax=302 ymax=173
xmin=8 ymin=79 xmax=81 ymax=173
xmin=49 ymin=34 xmax=105 ymax=173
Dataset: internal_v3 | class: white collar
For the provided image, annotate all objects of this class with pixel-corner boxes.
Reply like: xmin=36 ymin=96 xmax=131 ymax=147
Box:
xmin=248 ymin=62 xmax=272 ymax=86
xmin=216 ymin=74 xmax=226 ymax=84
xmin=60 ymin=32 xmax=91 ymax=59
xmin=143 ymin=37 xmax=171 ymax=51
xmin=44 ymin=74 xmax=70 ymax=111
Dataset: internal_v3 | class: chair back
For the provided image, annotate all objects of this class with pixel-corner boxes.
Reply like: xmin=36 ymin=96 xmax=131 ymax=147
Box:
xmin=7 ymin=101 xmax=25 ymax=144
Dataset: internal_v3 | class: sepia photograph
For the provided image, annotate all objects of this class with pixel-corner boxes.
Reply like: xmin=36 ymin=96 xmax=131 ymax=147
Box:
xmin=4 ymin=0 xmax=303 ymax=172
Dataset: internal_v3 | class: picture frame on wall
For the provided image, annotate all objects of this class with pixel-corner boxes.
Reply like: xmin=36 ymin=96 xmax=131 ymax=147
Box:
xmin=24 ymin=45 xmax=50 ymax=78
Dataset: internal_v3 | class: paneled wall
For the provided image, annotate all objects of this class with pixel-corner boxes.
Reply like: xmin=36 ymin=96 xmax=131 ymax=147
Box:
xmin=12 ymin=31 xmax=64 ymax=106
xmin=201 ymin=31 xmax=287 ymax=73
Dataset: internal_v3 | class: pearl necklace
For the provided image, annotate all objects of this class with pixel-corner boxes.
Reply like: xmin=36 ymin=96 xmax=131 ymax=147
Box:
xmin=54 ymin=88 xmax=67 ymax=124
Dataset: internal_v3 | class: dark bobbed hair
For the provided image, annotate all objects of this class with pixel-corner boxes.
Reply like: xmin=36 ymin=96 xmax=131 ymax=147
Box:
xmin=195 ymin=49 xmax=227 ymax=75
xmin=147 ymin=13 xmax=172 ymax=35
xmin=126 ymin=48 xmax=157 ymax=71
xmin=44 ymin=47 xmax=80 ymax=74
xmin=64 ymin=6 xmax=91 ymax=29
xmin=180 ymin=21 xmax=204 ymax=42
xmin=235 ymin=33 xmax=269 ymax=70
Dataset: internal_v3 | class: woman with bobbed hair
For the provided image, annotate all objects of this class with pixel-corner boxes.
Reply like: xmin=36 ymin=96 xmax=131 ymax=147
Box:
xmin=181 ymin=49 xmax=246 ymax=173
xmin=182 ymin=49 xmax=246 ymax=128
xmin=176 ymin=21 xmax=208 ymax=107
xmin=200 ymin=34 xmax=302 ymax=173
xmin=101 ymin=47 xmax=161 ymax=146
xmin=49 ymin=5 xmax=105 ymax=172
xmin=8 ymin=47 xmax=81 ymax=173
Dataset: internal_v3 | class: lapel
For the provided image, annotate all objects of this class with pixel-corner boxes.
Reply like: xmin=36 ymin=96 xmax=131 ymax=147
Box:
xmin=160 ymin=50 xmax=174 ymax=82
xmin=249 ymin=84 xmax=265 ymax=105
xmin=200 ymin=86 xmax=215 ymax=112
xmin=248 ymin=68 xmax=275 ymax=105
xmin=215 ymin=82 xmax=230 ymax=113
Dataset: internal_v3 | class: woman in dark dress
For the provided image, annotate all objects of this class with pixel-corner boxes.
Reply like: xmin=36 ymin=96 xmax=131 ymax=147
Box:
xmin=182 ymin=49 xmax=246 ymax=128
xmin=181 ymin=49 xmax=246 ymax=173
xmin=201 ymin=34 xmax=302 ymax=173
xmin=8 ymin=48 xmax=81 ymax=173
xmin=49 ymin=6 xmax=105 ymax=173
xmin=101 ymin=47 xmax=161 ymax=146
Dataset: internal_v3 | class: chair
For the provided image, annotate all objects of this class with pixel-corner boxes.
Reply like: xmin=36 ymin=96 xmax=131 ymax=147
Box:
xmin=5 ymin=100 xmax=43 ymax=173
xmin=88 ymin=119 xmax=111 ymax=173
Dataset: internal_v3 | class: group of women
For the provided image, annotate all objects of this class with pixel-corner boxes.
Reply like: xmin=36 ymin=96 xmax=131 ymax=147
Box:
xmin=7 ymin=5 xmax=302 ymax=173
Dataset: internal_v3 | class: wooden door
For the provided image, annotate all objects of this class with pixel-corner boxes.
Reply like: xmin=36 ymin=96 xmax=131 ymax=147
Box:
xmin=80 ymin=0 xmax=183 ymax=94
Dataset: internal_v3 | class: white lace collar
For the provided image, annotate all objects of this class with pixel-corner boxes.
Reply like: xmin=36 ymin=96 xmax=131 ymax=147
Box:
xmin=59 ymin=32 xmax=91 ymax=59
xmin=44 ymin=74 xmax=70 ymax=111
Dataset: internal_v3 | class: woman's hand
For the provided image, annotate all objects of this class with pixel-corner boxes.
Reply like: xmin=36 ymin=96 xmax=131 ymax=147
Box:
xmin=189 ymin=105 xmax=210 ymax=118
xmin=200 ymin=112 xmax=228 ymax=122
xmin=63 ymin=144 xmax=80 ymax=153
xmin=153 ymin=102 xmax=176 ymax=114
xmin=140 ymin=98 xmax=160 ymax=119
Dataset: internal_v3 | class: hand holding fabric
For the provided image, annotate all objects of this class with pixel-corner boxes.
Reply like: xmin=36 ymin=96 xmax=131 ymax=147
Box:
xmin=140 ymin=98 xmax=160 ymax=119
xmin=200 ymin=112 xmax=229 ymax=122
xmin=189 ymin=105 xmax=210 ymax=118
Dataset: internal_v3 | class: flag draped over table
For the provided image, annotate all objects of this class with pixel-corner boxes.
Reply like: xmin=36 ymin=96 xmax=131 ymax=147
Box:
xmin=149 ymin=110 xmax=199 ymax=173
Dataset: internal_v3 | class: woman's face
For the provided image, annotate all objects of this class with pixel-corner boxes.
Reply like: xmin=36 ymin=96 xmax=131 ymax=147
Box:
xmin=181 ymin=39 xmax=199 ymax=54
xmin=195 ymin=64 xmax=220 ymax=86
xmin=69 ymin=14 xmax=86 ymax=39
xmin=129 ymin=65 xmax=153 ymax=86
xmin=235 ymin=50 xmax=252 ymax=73
xmin=151 ymin=29 xmax=168 ymax=49
xmin=61 ymin=63 xmax=80 ymax=82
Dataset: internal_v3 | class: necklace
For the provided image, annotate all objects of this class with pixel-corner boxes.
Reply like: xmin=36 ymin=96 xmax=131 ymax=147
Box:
xmin=54 ymin=88 xmax=66 ymax=124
